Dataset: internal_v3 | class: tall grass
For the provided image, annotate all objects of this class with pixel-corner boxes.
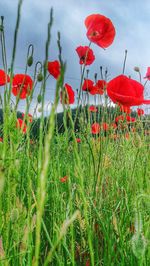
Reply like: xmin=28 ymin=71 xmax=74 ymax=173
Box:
xmin=0 ymin=1 xmax=150 ymax=265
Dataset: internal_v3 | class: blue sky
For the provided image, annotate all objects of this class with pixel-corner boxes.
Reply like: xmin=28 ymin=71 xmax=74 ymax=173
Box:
xmin=0 ymin=0 xmax=150 ymax=114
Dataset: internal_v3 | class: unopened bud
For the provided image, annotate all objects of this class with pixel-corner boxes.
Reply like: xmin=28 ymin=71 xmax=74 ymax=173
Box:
xmin=37 ymin=73 xmax=43 ymax=82
xmin=37 ymin=94 xmax=42 ymax=103
xmin=134 ymin=67 xmax=140 ymax=72
xmin=27 ymin=56 xmax=33 ymax=67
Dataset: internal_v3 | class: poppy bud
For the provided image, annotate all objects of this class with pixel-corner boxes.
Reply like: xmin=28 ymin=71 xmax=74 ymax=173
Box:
xmin=94 ymin=73 xmax=97 ymax=82
xmin=37 ymin=73 xmax=43 ymax=82
xmin=27 ymin=56 xmax=33 ymax=67
xmin=37 ymin=94 xmax=42 ymax=103
xmin=134 ymin=66 xmax=140 ymax=72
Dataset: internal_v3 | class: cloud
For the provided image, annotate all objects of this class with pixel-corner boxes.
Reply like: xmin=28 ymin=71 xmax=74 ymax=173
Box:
xmin=0 ymin=0 xmax=150 ymax=113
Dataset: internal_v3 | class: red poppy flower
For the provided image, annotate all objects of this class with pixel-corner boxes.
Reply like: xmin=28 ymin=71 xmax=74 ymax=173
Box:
xmin=131 ymin=127 xmax=136 ymax=133
xmin=60 ymin=176 xmax=68 ymax=183
xmin=16 ymin=118 xmax=27 ymax=134
xmin=111 ymin=123 xmax=117 ymax=129
xmin=85 ymin=14 xmax=116 ymax=48
xmin=76 ymin=46 xmax=95 ymax=65
xmin=47 ymin=60 xmax=60 ymax=79
xmin=144 ymin=67 xmax=150 ymax=80
xmin=12 ymin=74 xmax=33 ymax=99
xmin=95 ymin=80 xmax=107 ymax=95
xmin=76 ymin=138 xmax=81 ymax=143
xmin=125 ymin=133 xmax=130 ymax=140
xmin=82 ymin=79 xmax=94 ymax=92
xmin=22 ymin=113 xmax=33 ymax=123
xmin=89 ymin=105 xmax=98 ymax=112
xmin=137 ymin=108 xmax=144 ymax=116
xmin=0 ymin=69 xmax=10 ymax=86
xmin=0 ymin=137 xmax=3 ymax=142
xmin=60 ymin=83 xmax=75 ymax=104
xmin=102 ymin=122 xmax=109 ymax=131
xmin=85 ymin=259 xmax=90 ymax=266
xmin=91 ymin=123 xmax=100 ymax=134
xmin=115 ymin=115 xmax=124 ymax=123
xmin=126 ymin=116 xmax=136 ymax=122
xmin=107 ymin=75 xmax=150 ymax=106
xmin=88 ymin=85 xmax=98 ymax=95
xmin=119 ymin=104 xmax=131 ymax=114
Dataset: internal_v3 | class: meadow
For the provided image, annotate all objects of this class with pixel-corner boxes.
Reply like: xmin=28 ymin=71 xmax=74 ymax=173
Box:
xmin=0 ymin=2 xmax=150 ymax=266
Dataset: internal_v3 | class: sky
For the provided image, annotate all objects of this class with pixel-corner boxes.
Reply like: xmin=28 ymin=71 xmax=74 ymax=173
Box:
xmin=0 ymin=0 xmax=150 ymax=114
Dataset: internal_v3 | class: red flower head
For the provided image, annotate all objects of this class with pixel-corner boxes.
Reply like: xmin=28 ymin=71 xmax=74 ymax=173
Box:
xmin=119 ymin=104 xmax=131 ymax=114
xmin=0 ymin=69 xmax=10 ymax=86
xmin=0 ymin=137 xmax=3 ymax=142
xmin=102 ymin=122 xmax=109 ymax=131
xmin=85 ymin=14 xmax=116 ymax=48
xmin=144 ymin=67 xmax=150 ymax=80
xmin=111 ymin=123 xmax=117 ymax=129
xmin=89 ymin=105 xmax=98 ymax=112
xmin=76 ymin=138 xmax=81 ymax=143
xmin=126 ymin=116 xmax=136 ymax=122
xmin=82 ymin=79 xmax=94 ymax=92
xmin=115 ymin=115 xmax=124 ymax=123
xmin=47 ymin=60 xmax=60 ymax=79
xmin=16 ymin=118 xmax=27 ymax=134
xmin=22 ymin=113 xmax=33 ymax=123
xmin=107 ymin=75 xmax=150 ymax=106
xmin=60 ymin=176 xmax=68 ymax=183
xmin=60 ymin=83 xmax=75 ymax=104
xmin=76 ymin=46 xmax=95 ymax=65
xmin=12 ymin=74 xmax=33 ymax=99
xmin=137 ymin=108 xmax=144 ymax=116
xmin=95 ymin=79 xmax=107 ymax=95
xmin=91 ymin=123 xmax=100 ymax=134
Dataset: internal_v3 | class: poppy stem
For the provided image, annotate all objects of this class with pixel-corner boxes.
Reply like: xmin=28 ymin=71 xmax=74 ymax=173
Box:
xmin=122 ymin=49 xmax=128 ymax=74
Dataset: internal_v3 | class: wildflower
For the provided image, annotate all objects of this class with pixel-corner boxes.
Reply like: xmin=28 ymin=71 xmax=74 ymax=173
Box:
xmin=85 ymin=14 xmax=116 ymax=48
xmin=89 ymin=105 xmax=97 ymax=112
xmin=126 ymin=116 xmax=136 ymax=122
xmin=0 ymin=69 xmax=10 ymax=86
xmin=76 ymin=46 xmax=95 ymax=65
xmin=16 ymin=118 xmax=27 ymax=134
xmin=0 ymin=137 xmax=3 ymax=142
xmin=60 ymin=83 xmax=75 ymax=104
xmin=60 ymin=176 xmax=68 ymax=183
xmin=137 ymin=108 xmax=144 ymax=116
xmin=76 ymin=138 xmax=81 ymax=143
xmin=107 ymin=75 xmax=150 ymax=106
xmin=89 ymin=85 xmax=99 ymax=95
xmin=22 ymin=113 xmax=33 ymax=123
xmin=47 ymin=60 xmax=60 ymax=79
xmin=144 ymin=67 xmax=150 ymax=80
xmin=12 ymin=74 xmax=33 ymax=99
xmin=111 ymin=123 xmax=117 ymax=129
xmin=115 ymin=115 xmax=124 ymax=123
xmin=119 ymin=104 xmax=131 ymax=114
xmin=91 ymin=123 xmax=100 ymax=134
xmin=102 ymin=122 xmax=109 ymax=131
xmin=95 ymin=79 xmax=107 ymax=95
xmin=85 ymin=259 xmax=90 ymax=266
xmin=125 ymin=132 xmax=130 ymax=139
xmin=82 ymin=79 xmax=94 ymax=92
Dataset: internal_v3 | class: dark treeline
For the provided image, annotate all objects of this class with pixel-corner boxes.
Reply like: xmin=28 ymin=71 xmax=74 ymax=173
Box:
xmin=0 ymin=107 xmax=149 ymax=139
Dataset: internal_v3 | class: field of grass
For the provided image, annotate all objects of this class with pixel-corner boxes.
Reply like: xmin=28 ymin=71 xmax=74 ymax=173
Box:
xmin=0 ymin=2 xmax=150 ymax=266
